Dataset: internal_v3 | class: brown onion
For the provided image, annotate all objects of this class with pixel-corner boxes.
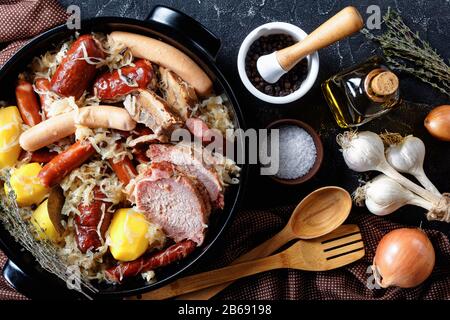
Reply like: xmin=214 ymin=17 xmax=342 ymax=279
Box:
xmin=424 ymin=105 xmax=450 ymax=141
xmin=373 ymin=228 xmax=435 ymax=288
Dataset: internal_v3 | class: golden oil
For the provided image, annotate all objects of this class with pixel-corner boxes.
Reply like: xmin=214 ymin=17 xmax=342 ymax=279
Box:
xmin=322 ymin=56 xmax=401 ymax=128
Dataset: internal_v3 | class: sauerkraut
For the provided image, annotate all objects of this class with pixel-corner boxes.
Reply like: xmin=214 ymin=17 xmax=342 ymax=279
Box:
xmin=60 ymin=160 xmax=124 ymax=213
xmin=193 ymin=95 xmax=235 ymax=136
xmin=58 ymin=223 xmax=109 ymax=280
xmin=92 ymin=33 xmax=134 ymax=71
xmin=75 ymin=126 xmax=131 ymax=163
xmin=47 ymin=137 xmax=73 ymax=154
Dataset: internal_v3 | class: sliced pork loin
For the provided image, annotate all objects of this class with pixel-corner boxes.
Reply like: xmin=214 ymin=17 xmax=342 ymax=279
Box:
xmin=159 ymin=67 xmax=198 ymax=120
xmin=147 ymin=143 xmax=224 ymax=209
xmin=124 ymin=89 xmax=183 ymax=138
xmin=133 ymin=162 xmax=211 ymax=245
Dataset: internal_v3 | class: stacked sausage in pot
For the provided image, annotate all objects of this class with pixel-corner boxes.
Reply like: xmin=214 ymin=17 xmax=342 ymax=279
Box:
xmin=0 ymin=32 xmax=239 ymax=283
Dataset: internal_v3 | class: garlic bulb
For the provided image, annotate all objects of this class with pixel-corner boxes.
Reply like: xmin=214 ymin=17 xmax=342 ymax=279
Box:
xmin=385 ymin=135 xmax=440 ymax=196
xmin=337 ymin=131 xmax=385 ymax=172
xmin=364 ymin=175 xmax=433 ymax=216
xmin=337 ymin=131 xmax=441 ymax=205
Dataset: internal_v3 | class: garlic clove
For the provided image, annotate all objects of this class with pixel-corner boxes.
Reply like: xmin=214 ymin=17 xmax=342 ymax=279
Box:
xmin=385 ymin=136 xmax=421 ymax=174
xmin=365 ymin=175 xmax=411 ymax=210
xmin=385 ymin=135 xmax=440 ymax=196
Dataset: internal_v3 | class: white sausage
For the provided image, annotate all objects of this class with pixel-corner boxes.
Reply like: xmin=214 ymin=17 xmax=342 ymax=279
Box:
xmin=109 ymin=31 xmax=213 ymax=96
xmin=19 ymin=106 xmax=136 ymax=152
xmin=76 ymin=106 xmax=136 ymax=131
xmin=19 ymin=111 xmax=77 ymax=152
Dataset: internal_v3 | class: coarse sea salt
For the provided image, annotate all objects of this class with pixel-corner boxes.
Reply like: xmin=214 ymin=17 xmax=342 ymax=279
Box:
xmin=275 ymin=125 xmax=317 ymax=179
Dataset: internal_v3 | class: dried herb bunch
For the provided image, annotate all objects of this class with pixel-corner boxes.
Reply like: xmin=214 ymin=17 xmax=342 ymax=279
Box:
xmin=363 ymin=8 xmax=450 ymax=97
xmin=0 ymin=171 xmax=97 ymax=298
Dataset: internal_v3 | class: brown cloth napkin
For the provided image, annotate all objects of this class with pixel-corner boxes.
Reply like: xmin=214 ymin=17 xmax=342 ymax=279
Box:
xmin=0 ymin=0 xmax=67 ymax=300
xmin=207 ymin=206 xmax=450 ymax=300
xmin=0 ymin=252 xmax=27 ymax=300
xmin=0 ymin=0 xmax=449 ymax=301
xmin=0 ymin=0 xmax=68 ymax=66
xmin=1 ymin=205 xmax=449 ymax=300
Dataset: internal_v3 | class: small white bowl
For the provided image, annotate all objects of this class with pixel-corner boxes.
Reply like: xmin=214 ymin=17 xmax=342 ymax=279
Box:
xmin=237 ymin=22 xmax=319 ymax=104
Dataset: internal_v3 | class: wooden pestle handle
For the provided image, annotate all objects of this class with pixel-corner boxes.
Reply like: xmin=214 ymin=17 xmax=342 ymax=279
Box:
xmin=277 ymin=6 xmax=364 ymax=71
xmin=136 ymin=252 xmax=286 ymax=300
xmin=176 ymin=226 xmax=294 ymax=300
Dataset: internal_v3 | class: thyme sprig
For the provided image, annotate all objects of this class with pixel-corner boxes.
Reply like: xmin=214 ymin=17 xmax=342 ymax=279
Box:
xmin=363 ymin=8 xmax=450 ymax=97
xmin=0 ymin=170 xmax=97 ymax=298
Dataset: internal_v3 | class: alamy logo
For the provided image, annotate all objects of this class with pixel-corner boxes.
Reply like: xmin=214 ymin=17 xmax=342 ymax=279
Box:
xmin=366 ymin=5 xmax=382 ymax=30
xmin=66 ymin=5 xmax=81 ymax=30
xmin=366 ymin=265 xmax=382 ymax=290
xmin=65 ymin=265 xmax=82 ymax=291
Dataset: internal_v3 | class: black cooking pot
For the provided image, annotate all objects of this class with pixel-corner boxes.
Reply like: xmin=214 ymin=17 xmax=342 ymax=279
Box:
xmin=0 ymin=5 xmax=247 ymax=299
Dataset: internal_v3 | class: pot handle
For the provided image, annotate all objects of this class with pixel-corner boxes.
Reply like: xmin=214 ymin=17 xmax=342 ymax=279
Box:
xmin=2 ymin=259 xmax=75 ymax=299
xmin=146 ymin=5 xmax=221 ymax=59
xmin=2 ymin=259 xmax=39 ymax=299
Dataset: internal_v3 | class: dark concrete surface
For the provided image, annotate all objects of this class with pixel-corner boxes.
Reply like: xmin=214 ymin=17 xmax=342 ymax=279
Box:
xmin=0 ymin=1 xmax=448 ymax=301
xmin=0 ymin=0 xmax=444 ymax=300
xmin=57 ymin=0 xmax=449 ymax=227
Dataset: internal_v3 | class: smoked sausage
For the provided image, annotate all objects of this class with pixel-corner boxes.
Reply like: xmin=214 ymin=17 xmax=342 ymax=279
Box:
xmin=75 ymin=188 xmax=113 ymax=253
xmin=108 ymin=154 xmax=137 ymax=185
xmin=34 ymin=78 xmax=51 ymax=118
xmin=50 ymin=35 xmax=105 ymax=99
xmin=38 ymin=140 xmax=96 ymax=187
xmin=106 ymin=240 xmax=196 ymax=282
xmin=93 ymin=59 xmax=154 ymax=102
xmin=15 ymin=79 xmax=42 ymax=126
xmin=31 ymin=148 xmax=58 ymax=163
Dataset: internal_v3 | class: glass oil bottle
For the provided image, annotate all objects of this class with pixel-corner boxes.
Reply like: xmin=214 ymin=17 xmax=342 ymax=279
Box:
xmin=322 ymin=56 xmax=401 ymax=128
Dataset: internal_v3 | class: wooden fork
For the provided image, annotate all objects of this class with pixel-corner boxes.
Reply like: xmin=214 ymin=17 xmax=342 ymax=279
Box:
xmin=132 ymin=224 xmax=365 ymax=300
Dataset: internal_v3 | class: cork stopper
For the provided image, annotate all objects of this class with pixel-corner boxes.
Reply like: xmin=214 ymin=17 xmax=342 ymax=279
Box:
xmin=370 ymin=71 xmax=399 ymax=96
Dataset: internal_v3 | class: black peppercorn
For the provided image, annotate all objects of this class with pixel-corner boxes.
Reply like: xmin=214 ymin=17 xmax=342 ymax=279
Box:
xmin=245 ymin=33 xmax=308 ymax=97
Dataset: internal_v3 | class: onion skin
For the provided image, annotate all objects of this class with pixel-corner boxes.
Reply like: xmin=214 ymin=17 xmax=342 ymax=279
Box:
xmin=373 ymin=228 xmax=435 ymax=288
xmin=424 ymin=105 xmax=450 ymax=142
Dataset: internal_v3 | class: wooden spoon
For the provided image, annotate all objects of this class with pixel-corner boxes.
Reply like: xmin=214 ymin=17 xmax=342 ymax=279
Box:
xmin=134 ymin=224 xmax=364 ymax=300
xmin=168 ymin=186 xmax=352 ymax=300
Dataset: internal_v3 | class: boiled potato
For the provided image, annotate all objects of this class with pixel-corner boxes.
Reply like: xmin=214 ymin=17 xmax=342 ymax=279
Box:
xmin=31 ymin=199 xmax=60 ymax=243
xmin=109 ymin=208 xmax=163 ymax=262
xmin=5 ymin=163 xmax=49 ymax=207
xmin=0 ymin=106 xmax=22 ymax=169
